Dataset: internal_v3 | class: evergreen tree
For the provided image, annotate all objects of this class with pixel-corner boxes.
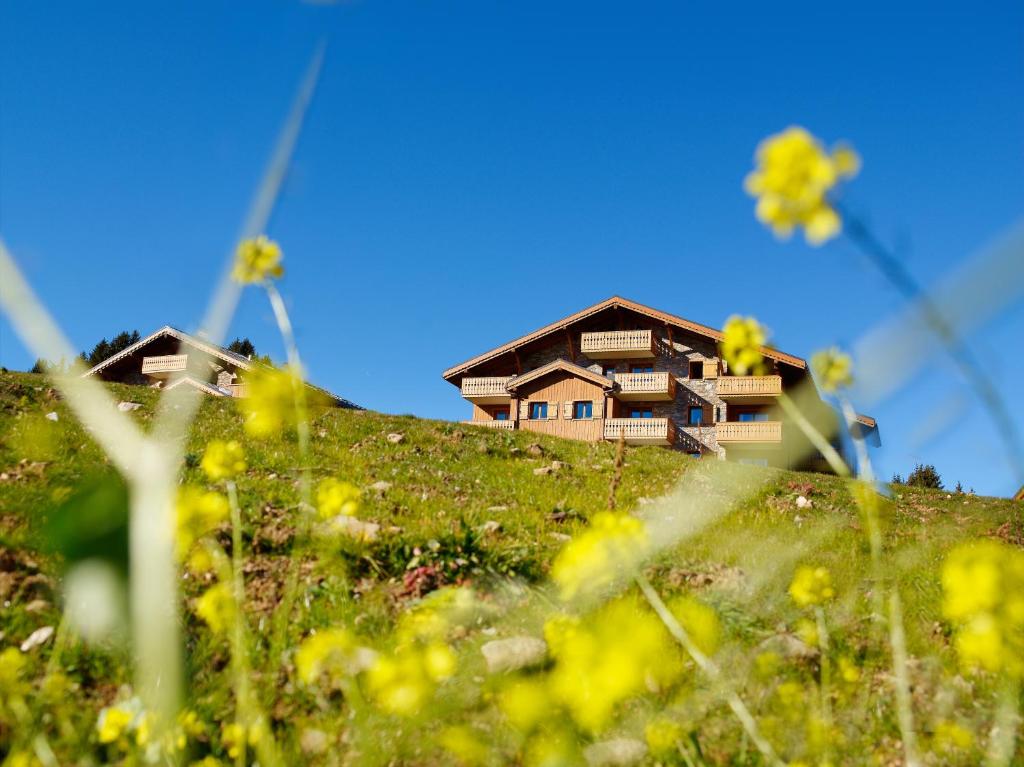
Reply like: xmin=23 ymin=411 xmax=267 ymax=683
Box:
xmin=906 ymin=463 xmax=943 ymax=490
xmin=227 ymin=337 xmax=256 ymax=358
xmin=84 ymin=330 xmax=140 ymax=367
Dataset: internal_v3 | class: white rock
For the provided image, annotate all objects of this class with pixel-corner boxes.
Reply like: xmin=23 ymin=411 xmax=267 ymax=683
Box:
xmin=329 ymin=516 xmax=381 ymax=542
xmin=117 ymin=402 xmax=142 ymax=412
xmin=796 ymin=495 xmax=812 ymax=509
xmin=478 ymin=520 xmax=502 ymax=535
xmin=583 ymin=739 xmax=647 ymax=766
xmin=20 ymin=625 xmax=55 ymax=652
xmin=386 ymin=433 xmax=405 ymax=444
xmin=45 ymin=411 xmax=58 ymax=422
xmin=481 ymin=637 xmax=548 ymax=674
xmin=370 ymin=481 xmax=392 ymax=493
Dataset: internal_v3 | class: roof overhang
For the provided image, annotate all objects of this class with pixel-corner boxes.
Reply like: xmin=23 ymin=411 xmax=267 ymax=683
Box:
xmin=82 ymin=325 xmax=253 ymax=379
xmin=442 ymin=296 xmax=806 ymax=382
xmin=505 ymin=359 xmax=615 ymax=391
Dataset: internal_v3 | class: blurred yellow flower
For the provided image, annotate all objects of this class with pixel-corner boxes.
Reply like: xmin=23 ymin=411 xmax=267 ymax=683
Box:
xmin=295 ymin=628 xmax=357 ymax=685
xmin=96 ymin=704 xmax=134 ymax=744
xmin=789 ymin=566 xmax=835 ymax=607
xmin=3 ymin=752 xmax=42 ymax=767
xmin=190 ymin=758 xmax=226 ymax=767
xmin=645 ymin=717 xmax=684 ymax=759
xmin=195 ymin=583 xmax=236 ymax=635
xmin=238 ymin=365 xmax=306 ymax=438
xmin=232 ymin=235 xmax=283 ymax=284
xmin=942 ymin=540 xmax=1024 ymax=676
xmin=837 ymin=655 xmax=861 ymax=683
xmin=499 ymin=677 xmax=553 ymax=732
xmin=316 ymin=478 xmax=361 ymax=519
xmin=0 ymin=647 xmax=28 ymax=700
xmin=720 ymin=316 xmax=768 ymax=376
xmin=744 ymin=126 xmax=860 ymax=245
xmin=933 ymin=720 xmax=973 ymax=751
xmin=668 ymin=596 xmax=722 ymax=656
xmin=550 ymin=512 xmax=649 ymax=601
xmin=365 ymin=641 xmax=456 ymax=717
xmin=437 ymin=725 xmax=489 ymax=765
xmin=175 ymin=487 xmax=229 ymax=561
xmin=811 ymin=347 xmax=854 ymax=394
xmin=200 ymin=440 xmax=246 ymax=482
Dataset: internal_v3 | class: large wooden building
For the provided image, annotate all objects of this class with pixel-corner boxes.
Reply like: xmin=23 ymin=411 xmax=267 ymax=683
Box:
xmin=83 ymin=325 xmax=359 ymax=408
xmin=442 ymin=297 xmax=877 ymax=470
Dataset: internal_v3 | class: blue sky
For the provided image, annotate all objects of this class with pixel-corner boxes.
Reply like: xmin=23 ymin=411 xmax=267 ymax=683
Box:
xmin=2 ymin=1 xmax=1023 ymax=496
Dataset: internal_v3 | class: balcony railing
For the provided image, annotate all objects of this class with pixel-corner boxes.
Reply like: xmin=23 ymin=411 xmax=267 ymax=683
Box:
xmin=581 ymin=329 xmax=655 ymax=359
xmin=226 ymin=383 xmax=248 ymax=398
xmin=141 ymin=354 xmax=188 ymax=377
xmin=614 ymin=371 xmax=675 ymax=401
xmin=463 ymin=419 xmax=516 ymax=430
xmin=460 ymin=376 xmax=515 ymax=404
xmin=715 ymin=421 xmax=782 ymax=443
xmin=716 ymin=375 xmax=782 ymax=398
xmin=604 ymin=417 xmax=675 ymax=445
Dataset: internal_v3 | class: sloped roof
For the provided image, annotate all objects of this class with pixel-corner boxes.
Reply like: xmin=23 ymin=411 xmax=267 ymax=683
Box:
xmin=82 ymin=325 xmax=253 ymax=378
xmin=506 ymin=359 xmax=615 ymax=391
xmin=442 ymin=296 xmax=806 ymax=381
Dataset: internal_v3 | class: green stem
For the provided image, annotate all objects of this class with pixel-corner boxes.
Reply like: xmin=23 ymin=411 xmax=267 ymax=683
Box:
xmin=985 ymin=679 xmax=1020 ymax=767
xmin=887 ymin=590 xmax=921 ymax=767
xmin=777 ymin=392 xmax=850 ymax=478
xmin=227 ymin=480 xmax=250 ymax=767
xmin=814 ymin=606 xmax=833 ymax=761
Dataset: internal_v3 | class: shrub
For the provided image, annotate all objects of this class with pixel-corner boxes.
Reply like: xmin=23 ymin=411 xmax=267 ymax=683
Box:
xmin=906 ymin=463 xmax=943 ymax=489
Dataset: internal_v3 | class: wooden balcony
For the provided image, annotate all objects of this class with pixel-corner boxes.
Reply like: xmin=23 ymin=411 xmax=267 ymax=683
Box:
xmin=141 ymin=354 xmax=188 ymax=379
xmin=614 ymin=372 xmax=675 ymax=401
xmin=715 ymin=421 xmax=782 ymax=443
xmin=716 ymin=375 xmax=782 ymax=403
xmin=460 ymin=376 xmax=515 ymax=404
xmin=581 ymin=329 xmax=655 ymax=359
xmin=604 ymin=417 xmax=675 ymax=446
xmin=226 ymin=383 xmax=248 ymax=398
xmin=462 ymin=419 xmax=516 ymax=430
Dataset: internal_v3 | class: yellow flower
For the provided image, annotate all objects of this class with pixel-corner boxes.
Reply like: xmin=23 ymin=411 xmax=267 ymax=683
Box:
xmin=200 ymin=440 xmax=246 ymax=482
xmin=499 ymin=677 xmax=553 ymax=732
xmin=668 ymin=596 xmax=722 ymax=656
xmin=544 ymin=598 xmax=682 ymax=733
xmin=811 ymin=347 xmax=854 ymax=394
xmin=232 ymin=235 xmax=283 ymax=284
xmin=933 ymin=720 xmax=973 ymax=751
xmin=837 ymin=656 xmax=861 ymax=683
xmin=550 ymin=512 xmax=649 ymax=601
xmin=316 ymin=478 xmax=361 ymax=519
xmin=744 ymin=126 xmax=859 ymax=245
xmin=0 ymin=647 xmax=28 ymax=700
xmin=365 ymin=640 xmax=457 ymax=717
xmin=295 ymin=628 xmax=357 ymax=685
xmin=3 ymin=752 xmax=42 ymax=767
xmin=437 ymin=725 xmax=489 ymax=765
xmin=720 ymin=315 xmax=768 ymax=376
xmin=195 ymin=583 xmax=236 ymax=635
xmin=942 ymin=540 xmax=1024 ymax=676
xmin=175 ymin=487 xmax=229 ymax=561
xmin=222 ymin=722 xmax=245 ymax=760
xmin=238 ymin=365 xmax=307 ymax=438
xmin=788 ymin=565 xmax=835 ymax=607
xmin=190 ymin=758 xmax=226 ymax=767
xmin=97 ymin=704 xmax=135 ymax=744
xmin=645 ymin=717 xmax=684 ymax=759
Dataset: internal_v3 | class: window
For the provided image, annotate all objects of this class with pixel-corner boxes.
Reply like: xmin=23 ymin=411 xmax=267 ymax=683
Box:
xmin=688 ymin=406 xmax=703 ymax=426
xmin=714 ymin=406 xmax=722 ymax=422
xmin=573 ymin=401 xmax=593 ymax=419
xmin=738 ymin=411 xmax=769 ymax=422
xmin=530 ymin=402 xmax=548 ymax=419
xmin=629 ymin=407 xmax=653 ymax=419
xmin=631 ymin=364 xmax=654 ymax=374
xmin=602 ymin=364 xmax=616 ymax=379
xmin=687 ymin=452 xmax=702 ymax=460
xmin=494 ymin=409 xmax=509 ymax=421
xmin=688 ymin=361 xmax=703 ymax=380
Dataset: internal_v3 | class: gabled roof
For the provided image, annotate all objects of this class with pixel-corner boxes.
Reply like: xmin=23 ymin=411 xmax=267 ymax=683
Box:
xmin=506 ymin=359 xmax=615 ymax=391
xmin=82 ymin=325 xmax=254 ymax=379
xmin=164 ymin=375 xmax=231 ymax=397
xmin=1014 ymin=486 xmax=1024 ymax=502
xmin=855 ymin=414 xmax=877 ymax=429
xmin=442 ymin=296 xmax=806 ymax=381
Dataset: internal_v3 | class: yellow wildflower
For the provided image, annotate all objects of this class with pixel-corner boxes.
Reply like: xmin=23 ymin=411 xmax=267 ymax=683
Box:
xmin=3 ymin=752 xmax=42 ymax=767
xmin=668 ymin=596 xmax=722 ymax=656
xmin=942 ymin=540 xmax=1024 ymax=676
xmin=190 ymin=758 xmax=226 ymax=767
xmin=545 ymin=598 xmax=682 ymax=733
xmin=365 ymin=641 xmax=456 ymax=717
xmin=238 ymin=365 xmax=307 ymax=437
xmin=795 ymin=617 xmax=820 ymax=648
xmin=97 ymin=704 xmax=135 ymax=744
xmin=837 ymin=656 xmax=861 ymax=683
xmin=744 ymin=126 xmax=860 ymax=245
xmin=720 ymin=315 xmax=768 ymax=376
xmin=316 ymin=478 xmax=361 ymax=519
xmin=195 ymin=583 xmax=235 ymax=635
xmin=0 ymin=647 xmax=28 ymax=700
xmin=550 ymin=512 xmax=649 ymax=601
xmin=232 ymin=235 xmax=283 ymax=284
xmin=200 ymin=440 xmax=246 ymax=482
xmin=295 ymin=628 xmax=357 ymax=685
xmin=645 ymin=717 xmax=684 ymax=759
xmin=175 ymin=487 xmax=229 ymax=560
xmin=222 ymin=723 xmax=245 ymax=760
xmin=933 ymin=720 xmax=973 ymax=751
xmin=811 ymin=347 xmax=854 ymax=393
xmin=499 ymin=677 xmax=553 ymax=732
xmin=437 ymin=725 xmax=489 ymax=765
xmin=789 ymin=565 xmax=835 ymax=607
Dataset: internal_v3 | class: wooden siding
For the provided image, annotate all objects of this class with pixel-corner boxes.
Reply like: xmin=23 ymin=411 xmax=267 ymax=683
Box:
xmin=514 ymin=370 xmax=606 ymax=442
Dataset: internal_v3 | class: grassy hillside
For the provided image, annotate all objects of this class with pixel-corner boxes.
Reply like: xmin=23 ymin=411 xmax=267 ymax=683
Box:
xmin=1 ymin=370 xmax=1021 ymax=766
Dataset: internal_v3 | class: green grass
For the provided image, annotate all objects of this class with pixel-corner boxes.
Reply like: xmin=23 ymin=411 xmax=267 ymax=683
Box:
xmin=1 ymin=370 xmax=1020 ymax=766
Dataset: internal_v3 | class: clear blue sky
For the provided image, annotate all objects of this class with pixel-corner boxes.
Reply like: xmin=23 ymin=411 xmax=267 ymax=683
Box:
xmin=2 ymin=1 xmax=1023 ymax=496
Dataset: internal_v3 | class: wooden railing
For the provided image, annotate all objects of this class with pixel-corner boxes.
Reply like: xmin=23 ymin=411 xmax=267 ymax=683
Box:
xmin=581 ymin=329 xmax=654 ymax=357
xmin=604 ymin=417 xmax=674 ymax=443
xmin=615 ymin=372 xmax=674 ymax=397
xmin=226 ymin=383 xmax=248 ymax=398
xmin=141 ymin=354 xmax=188 ymax=375
xmin=716 ymin=375 xmax=782 ymax=397
xmin=715 ymin=421 xmax=782 ymax=443
xmin=460 ymin=376 xmax=515 ymax=398
xmin=463 ymin=419 xmax=516 ymax=430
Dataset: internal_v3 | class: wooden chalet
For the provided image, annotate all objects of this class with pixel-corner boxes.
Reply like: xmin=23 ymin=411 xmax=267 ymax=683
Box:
xmin=443 ymin=296 xmax=878 ymax=470
xmin=82 ymin=325 xmax=359 ymax=408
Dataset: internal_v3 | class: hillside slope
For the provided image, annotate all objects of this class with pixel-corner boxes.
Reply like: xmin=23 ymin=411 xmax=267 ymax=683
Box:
xmin=1 ymin=371 xmax=1021 ymax=766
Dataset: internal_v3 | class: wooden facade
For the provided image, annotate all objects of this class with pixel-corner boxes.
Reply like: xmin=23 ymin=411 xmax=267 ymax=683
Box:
xmin=444 ymin=296 xmax=878 ymax=469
